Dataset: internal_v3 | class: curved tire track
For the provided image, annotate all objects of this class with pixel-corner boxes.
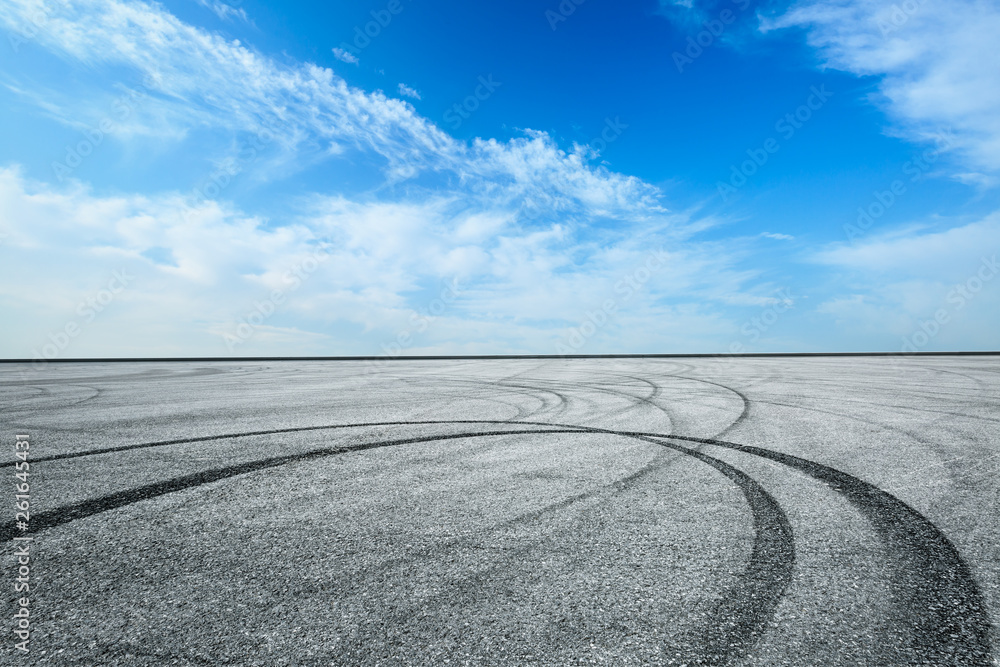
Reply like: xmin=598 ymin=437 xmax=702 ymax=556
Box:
xmin=645 ymin=431 xmax=994 ymax=667
xmin=11 ymin=417 xmax=991 ymax=664
xmin=5 ymin=423 xmax=794 ymax=667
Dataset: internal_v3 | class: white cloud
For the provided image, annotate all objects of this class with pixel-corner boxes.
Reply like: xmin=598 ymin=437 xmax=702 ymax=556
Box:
xmin=813 ymin=215 xmax=1000 ymax=279
xmin=0 ymin=167 xmax=772 ymax=356
xmin=331 ymin=47 xmax=358 ymax=65
xmin=397 ymin=83 xmax=421 ymax=100
xmin=195 ymin=0 xmax=249 ymax=24
xmin=0 ymin=0 xmax=669 ymax=224
xmin=0 ymin=0 xmax=457 ymax=178
xmin=770 ymin=0 xmax=1000 ymax=346
xmin=811 ymin=215 xmax=1000 ymax=348
xmin=0 ymin=0 xmax=804 ymax=355
xmin=764 ymin=0 xmax=1000 ymax=177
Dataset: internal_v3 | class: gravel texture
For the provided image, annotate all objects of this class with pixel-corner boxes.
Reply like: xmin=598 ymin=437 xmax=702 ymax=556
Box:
xmin=1 ymin=356 xmax=998 ymax=666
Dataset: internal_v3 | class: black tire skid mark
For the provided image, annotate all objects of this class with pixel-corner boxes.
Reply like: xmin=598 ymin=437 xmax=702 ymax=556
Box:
xmin=625 ymin=431 xmax=794 ymax=666
xmin=320 ymin=434 xmax=790 ymax=667
xmin=13 ymin=415 xmax=990 ymax=661
xmin=311 ymin=454 xmax=680 ymax=657
xmin=0 ymin=381 xmax=931 ymax=468
xmin=0 ymin=428 xmax=580 ymax=543
xmin=502 ymin=374 xmax=704 ymax=480
xmin=41 ymin=384 xmax=103 ymax=411
xmin=510 ymin=378 xmax=643 ymax=424
xmin=649 ymin=360 xmax=697 ymax=377
xmin=428 ymin=375 xmax=574 ymax=421
xmin=0 ymin=383 xmax=45 ymax=397
xmin=0 ymin=385 xmax=48 ymax=414
xmin=958 ymin=364 xmax=1000 ymax=375
xmin=532 ymin=374 xmax=675 ymax=426
xmin=516 ymin=368 xmax=683 ymax=421
xmin=5 ymin=424 xmax=793 ymax=667
xmin=18 ymin=419 xmax=565 ymax=466
xmin=394 ymin=377 xmax=534 ymax=421
xmin=600 ymin=369 xmax=749 ymax=429
xmin=10 ymin=373 xmax=613 ymax=466
xmin=742 ymin=396 xmax=979 ymax=481
xmin=520 ymin=375 xmax=763 ymax=493
xmin=331 ymin=379 xmax=531 ymax=420
xmin=661 ymin=373 xmax=751 ymax=438
xmin=0 ymin=385 xmax=96 ymax=419
xmin=769 ymin=391 xmax=1000 ymax=425
xmin=451 ymin=379 xmax=557 ymax=422
xmin=443 ymin=377 xmax=564 ymax=422
xmin=645 ymin=431 xmax=994 ymax=667
xmin=496 ymin=380 xmax=572 ymax=420
xmin=401 ymin=375 xmax=569 ymax=421
xmin=597 ymin=375 xmax=671 ymax=423
xmin=597 ymin=371 xmax=747 ymax=440
xmin=746 ymin=372 xmax=1000 ymax=424
xmin=406 ymin=419 xmax=997 ymax=663
xmin=916 ymin=364 xmax=989 ymax=393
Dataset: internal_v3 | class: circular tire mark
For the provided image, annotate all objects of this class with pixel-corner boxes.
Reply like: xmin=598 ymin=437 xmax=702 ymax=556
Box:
xmin=4 ymin=423 xmax=795 ymax=666
xmin=645 ymin=431 xmax=994 ymax=667
xmin=12 ymin=417 xmax=990 ymax=664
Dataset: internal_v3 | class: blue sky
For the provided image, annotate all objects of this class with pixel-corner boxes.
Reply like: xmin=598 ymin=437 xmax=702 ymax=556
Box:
xmin=1 ymin=0 xmax=998 ymax=359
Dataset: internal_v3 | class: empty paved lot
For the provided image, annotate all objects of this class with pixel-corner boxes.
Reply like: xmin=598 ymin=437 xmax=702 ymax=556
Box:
xmin=2 ymin=356 xmax=999 ymax=665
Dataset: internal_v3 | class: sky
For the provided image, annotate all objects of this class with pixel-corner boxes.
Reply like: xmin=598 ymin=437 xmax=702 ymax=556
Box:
xmin=1 ymin=0 xmax=998 ymax=359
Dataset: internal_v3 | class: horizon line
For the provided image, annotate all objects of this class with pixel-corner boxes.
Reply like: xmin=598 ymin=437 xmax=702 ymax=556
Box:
xmin=2 ymin=351 xmax=999 ymax=364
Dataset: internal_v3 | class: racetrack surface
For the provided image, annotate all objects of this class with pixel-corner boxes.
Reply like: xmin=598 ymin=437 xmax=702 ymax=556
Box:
xmin=2 ymin=356 xmax=999 ymax=666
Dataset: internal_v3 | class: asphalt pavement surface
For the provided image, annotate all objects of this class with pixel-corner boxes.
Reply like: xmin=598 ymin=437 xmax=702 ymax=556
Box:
xmin=2 ymin=356 xmax=998 ymax=666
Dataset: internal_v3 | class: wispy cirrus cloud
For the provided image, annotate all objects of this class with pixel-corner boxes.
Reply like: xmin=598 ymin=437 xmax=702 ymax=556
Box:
xmin=769 ymin=0 xmax=1000 ymax=347
xmin=331 ymin=46 xmax=359 ymax=65
xmin=397 ymin=83 xmax=421 ymax=100
xmin=810 ymin=214 xmax=1000 ymax=348
xmin=194 ymin=0 xmax=250 ymax=24
xmin=0 ymin=0 xmax=659 ymax=216
xmin=764 ymin=0 xmax=1000 ymax=180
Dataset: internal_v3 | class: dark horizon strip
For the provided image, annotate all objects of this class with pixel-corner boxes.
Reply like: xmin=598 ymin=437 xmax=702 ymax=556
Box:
xmin=2 ymin=351 xmax=999 ymax=364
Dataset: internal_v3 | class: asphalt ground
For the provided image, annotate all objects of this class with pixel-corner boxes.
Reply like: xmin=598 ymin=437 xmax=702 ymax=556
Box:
xmin=2 ymin=356 xmax=998 ymax=666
